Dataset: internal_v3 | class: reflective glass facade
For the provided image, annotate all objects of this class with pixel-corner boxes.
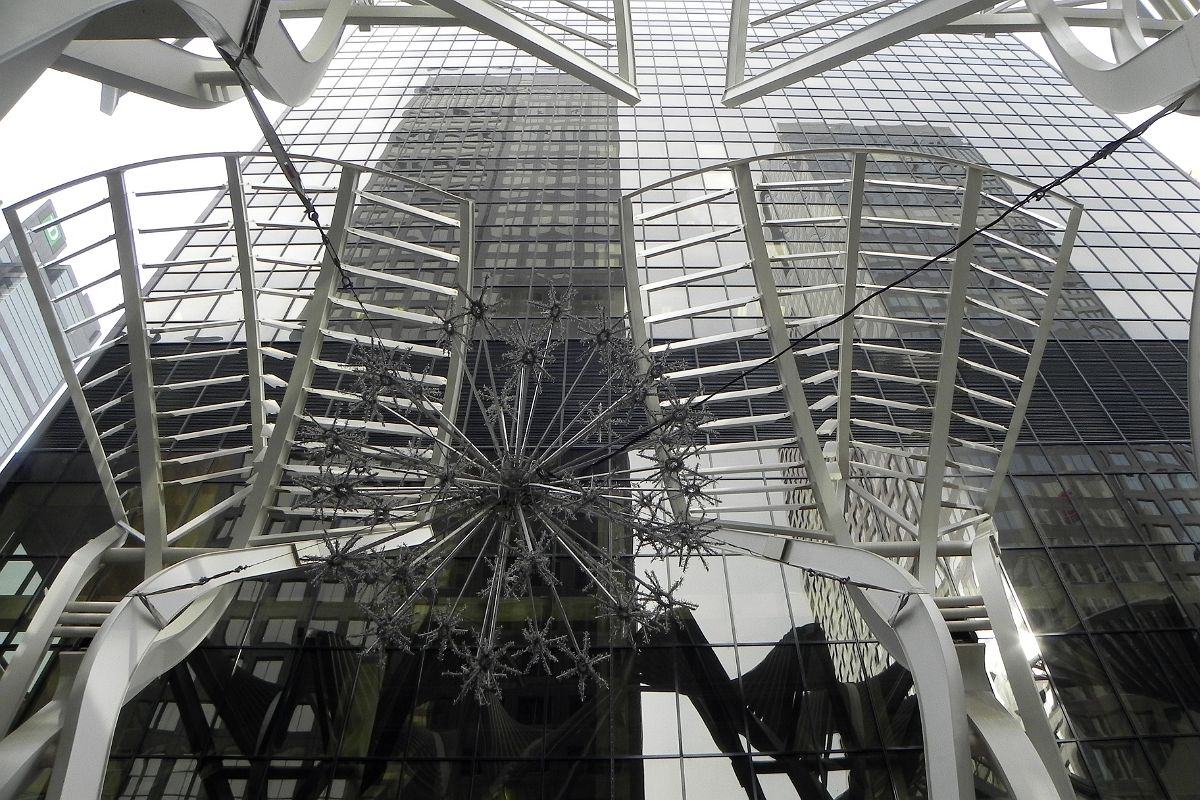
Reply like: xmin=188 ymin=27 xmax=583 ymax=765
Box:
xmin=0 ymin=202 xmax=98 ymax=467
xmin=4 ymin=3 xmax=1200 ymax=798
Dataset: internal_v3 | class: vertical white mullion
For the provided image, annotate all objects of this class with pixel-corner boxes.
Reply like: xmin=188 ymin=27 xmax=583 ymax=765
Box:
xmin=984 ymin=203 xmax=1081 ymax=514
xmin=733 ymin=162 xmax=848 ymax=547
xmin=915 ymin=166 xmax=982 ymax=589
xmin=225 ymin=156 xmax=267 ymax=455
xmin=725 ymin=0 xmax=751 ymax=103
xmin=619 ymin=195 xmax=689 ymax=519
xmin=231 ymin=165 xmax=361 ymax=548
xmin=612 ymin=0 xmax=637 ymax=86
xmin=436 ymin=196 xmax=475 ymax=444
xmin=1191 ymin=248 xmax=1200 ymax=474
xmin=109 ymin=171 xmax=167 ymax=577
xmin=619 ymin=196 xmax=655 ymax=405
xmin=2 ymin=205 xmax=128 ymax=525
xmin=422 ymin=198 xmax=475 ymax=512
xmin=835 ymin=152 xmax=868 ymax=482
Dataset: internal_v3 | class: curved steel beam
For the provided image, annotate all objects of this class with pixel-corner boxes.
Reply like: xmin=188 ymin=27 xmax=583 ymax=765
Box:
xmin=0 ymin=24 xmax=83 ymax=119
xmin=420 ymin=0 xmax=639 ymax=104
xmin=0 ymin=0 xmax=349 ymax=108
xmin=0 ymin=702 xmax=63 ymax=800
xmin=0 ymin=654 xmax=84 ymax=800
xmin=57 ymin=38 xmax=243 ymax=110
xmin=1028 ymin=0 xmax=1200 ymax=114
xmin=718 ymin=530 xmax=973 ymax=800
xmin=971 ymin=531 xmax=1074 ymax=799
xmin=722 ymin=0 xmax=996 ymax=108
xmin=959 ymin=643 xmax=1065 ymax=799
xmin=1 ymin=0 xmax=639 ymax=113
xmin=0 ymin=526 xmax=126 ymax=737
xmin=722 ymin=0 xmax=1200 ymax=115
xmin=46 ymin=529 xmax=426 ymax=800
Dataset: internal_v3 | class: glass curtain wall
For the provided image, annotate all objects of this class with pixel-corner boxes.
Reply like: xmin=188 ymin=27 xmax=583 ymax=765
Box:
xmin=3 ymin=2 xmax=1200 ymax=798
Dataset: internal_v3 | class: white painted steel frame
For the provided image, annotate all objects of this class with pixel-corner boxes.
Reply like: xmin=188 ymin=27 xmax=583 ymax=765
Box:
xmin=725 ymin=531 xmax=974 ymax=800
xmin=46 ymin=530 xmax=428 ymax=800
xmin=0 ymin=145 xmax=1082 ymax=797
xmin=229 ymin=170 xmax=476 ymax=548
xmin=0 ymin=656 xmax=80 ymax=800
xmin=0 ymin=0 xmax=639 ymax=118
xmin=228 ymin=165 xmax=360 ymax=549
xmin=5 ymin=150 xmax=474 ymax=543
xmin=110 ymin=171 xmax=169 ymax=578
xmin=915 ymin=166 xmax=980 ymax=589
xmin=621 ymin=147 xmax=1082 ymax=799
xmin=0 ymin=0 xmax=349 ymax=115
xmin=723 ymin=0 xmax=997 ymax=108
xmin=971 ymin=528 xmax=1075 ymax=799
xmin=226 ymin=158 xmax=269 ymax=455
xmin=1 ymin=205 xmax=129 ymax=526
xmin=0 ymin=526 xmax=127 ymax=738
xmin=0 ymin=152 xmax=475 ymax=798
xmin=1191 ymin=259 xmax=1200 ymax=467
xmin=835 ymin=153 xmax=867 ymax=484
xmin=420 ymin=0 xmax=639 ymax=104
xmin=958 ymin=643 xmax=1065 ymax=799
xmin=722 ymin=0 xmax=1200 ymax=115
xmin=733 ymin=161 xmax=850 ymax=542
xmin=623 ymin=147 xmax=1080 ymax=538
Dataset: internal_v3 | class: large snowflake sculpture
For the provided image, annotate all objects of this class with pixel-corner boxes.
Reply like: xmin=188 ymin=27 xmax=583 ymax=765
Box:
xmin=298 ymin=286 xmax=714 ymax=702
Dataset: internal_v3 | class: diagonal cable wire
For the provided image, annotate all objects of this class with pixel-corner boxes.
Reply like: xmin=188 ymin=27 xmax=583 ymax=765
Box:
xmin=219 ymin=47 xmax=380 ymax=309
xmin=565 ymin=92 xmax=1191 ymax=475
xmin=220 ymin=32 xmax=1187 ymax=495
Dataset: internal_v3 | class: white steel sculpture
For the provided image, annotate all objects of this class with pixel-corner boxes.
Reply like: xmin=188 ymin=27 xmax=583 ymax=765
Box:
xmin=0 ymin=147 xmax=1085 ymax=799
xmin=0 ymin=152 xmax=473 ymax=799
xmin=2 ymin=151 xmax=725 ymax=797
xmin=621 ymin=147 xmax=1084 ymax=799
xmin=725 ymin=0 xmax=1200 ymax=114
xmin=0 ymin=0 xmax=638 ymax=117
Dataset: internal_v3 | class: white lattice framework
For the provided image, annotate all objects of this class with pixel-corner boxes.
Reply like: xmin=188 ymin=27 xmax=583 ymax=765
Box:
xmin=0 ymin=147 xmax=1088 ymax=798
xmin=0 ymin=153 xmax=473 ymax=799
xmin=3 ymin=151 xmax=474 ymax=560
xmin=0 ymin=0 xmax=639 ymax=117
xmin=621 ymin=147 xmax=1085 ymax=799
xmin=725 ymin=0 xmax=1200 ymax=114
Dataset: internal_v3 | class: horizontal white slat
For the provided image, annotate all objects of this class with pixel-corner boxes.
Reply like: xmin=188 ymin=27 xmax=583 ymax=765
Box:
xmin=638 ymin=225 xmax=742 ymax=259
xmin=635 ymin=187 xmax=737 ymax=222
xmin=357 ymin=190 xmax=460 ymax=227
xmin=646 ymin=293 xmax=761 ymax=324
xmin=346 ymin=226 xmax=459 ymax=263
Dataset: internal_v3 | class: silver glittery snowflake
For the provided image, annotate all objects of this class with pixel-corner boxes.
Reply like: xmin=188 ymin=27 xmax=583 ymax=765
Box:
xmin=298 ymin=285 xmax=719 ymax=703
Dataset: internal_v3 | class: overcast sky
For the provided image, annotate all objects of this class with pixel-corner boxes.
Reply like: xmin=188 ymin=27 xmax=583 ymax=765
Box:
xmin=0 ymin=71 xmax=284 ymax=208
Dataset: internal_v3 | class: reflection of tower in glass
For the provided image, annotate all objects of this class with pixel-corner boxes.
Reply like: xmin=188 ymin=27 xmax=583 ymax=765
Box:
xmin=768 ymin=124 xmax=1125 ymax=685
xmin=7 ymin=4 xmax=1200 ymax=797
xmin=104 ymin=72 xmax=650 ymax=800
xmin=372 ymin=74 xmax=621 ymax=321
xmin=770 ymin=123 xmax=1120 ymax=340
xmin=0 ymin=200 xmax=99 ymax=464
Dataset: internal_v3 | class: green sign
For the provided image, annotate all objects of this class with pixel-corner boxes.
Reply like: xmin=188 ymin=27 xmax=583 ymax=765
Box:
xmin=38 ymin=213 xmax=64 ymax=254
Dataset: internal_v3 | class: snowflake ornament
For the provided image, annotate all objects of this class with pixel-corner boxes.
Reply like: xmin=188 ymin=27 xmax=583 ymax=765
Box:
xmin=298 ymin=287 xmax=722 ymax=704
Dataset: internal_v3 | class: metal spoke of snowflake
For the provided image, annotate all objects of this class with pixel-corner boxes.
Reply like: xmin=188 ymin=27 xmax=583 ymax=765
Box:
xmin=517 ymin=617 xmax=567 ymax=675
xmin=556 ymin=632 xmax=610 ymax=699
xmin=298 ymin=284 xmax=721 ymax=704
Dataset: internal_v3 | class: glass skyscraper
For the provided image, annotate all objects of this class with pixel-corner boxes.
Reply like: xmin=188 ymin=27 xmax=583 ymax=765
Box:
xmin=0 ymin=202 xmax=99 ymax=470
xmin=2 ymin=3 xmax=1200 ymax=798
